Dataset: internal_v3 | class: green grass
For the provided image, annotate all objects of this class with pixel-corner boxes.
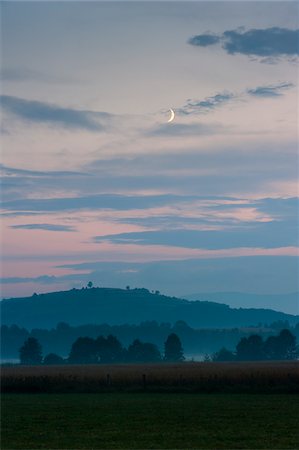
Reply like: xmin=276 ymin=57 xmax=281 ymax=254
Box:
xmin=2 ymin=393 xmax=299 ymax=449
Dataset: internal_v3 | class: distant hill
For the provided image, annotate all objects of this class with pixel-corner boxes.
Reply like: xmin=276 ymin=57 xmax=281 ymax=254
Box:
xmin=1 ymin=287 xmax=298 ymax=329
xmin=182 ymin=292 xmax=299 ymax=316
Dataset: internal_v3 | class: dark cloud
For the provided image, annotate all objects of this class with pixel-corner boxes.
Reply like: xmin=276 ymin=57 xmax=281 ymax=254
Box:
xmin=222 ymin=28 xmax=299 ymax=57
xmin=1 ymin=193 xmax=196 ymax=213
xmin=110 ymin=198 xmax=299 ymax=239
xmin=10 ymin=224 xmax=76 ymax=232
xmin=176 ymin=82 xmax=292 ymax=117
xmin=188 ymin=34 xmax=220 ymax=47
xmin=93 ymin=217 xmax=298 ymax=250
xmin=1 ymin=275 xmax=62 ymax=285
xmin=0 ymin=164 xmax=88 ymax=202
xmin=0 ymin=95 xmax=111 ymax=131
xmin=247 ymin=82 xmax=294 ymax=97
xmin=189 ymin=27 xmax=299 ymax=62
xmin=179 ymin=92 xmax=234 ymax=115
xmin=0 ymin=164 xmax=85 ymax=178
xmin=255 ymin=197 xmax=299 ymax=220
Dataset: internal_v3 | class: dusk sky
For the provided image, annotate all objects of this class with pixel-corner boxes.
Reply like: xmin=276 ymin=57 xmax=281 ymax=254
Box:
xmin=1 ymin=2 xmax=298 ymax=308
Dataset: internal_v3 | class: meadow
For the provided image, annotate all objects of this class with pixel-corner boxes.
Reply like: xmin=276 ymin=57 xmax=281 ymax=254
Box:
xmin=2 ymin=363 xmax=299 ymax=449
xmin=2 ymin=392 xmax=299 ymax=449
xmin=2 ymin=361 xmax=299 ymax=393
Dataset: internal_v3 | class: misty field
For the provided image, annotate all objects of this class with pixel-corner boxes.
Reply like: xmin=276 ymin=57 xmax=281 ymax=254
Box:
xmin=2 ymin=392 xmax=299 ymax=449
xmin=2 ymin=361 xmax=299 ymax=393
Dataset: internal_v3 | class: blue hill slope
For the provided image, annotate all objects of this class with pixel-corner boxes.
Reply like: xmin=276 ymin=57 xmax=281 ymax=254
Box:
xmin=1 ymin=287 xmax=298 ymax=329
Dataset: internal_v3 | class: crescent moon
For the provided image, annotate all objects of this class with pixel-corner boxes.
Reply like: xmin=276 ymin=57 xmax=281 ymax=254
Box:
xmin=167 ymin=108 xmax=175 ymax=123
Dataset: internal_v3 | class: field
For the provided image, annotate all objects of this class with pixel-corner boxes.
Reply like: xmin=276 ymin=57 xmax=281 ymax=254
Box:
xmin=2 ymin=393 xmax=299 ymax=449
xmin=2 ymin=362 xmax=299 ymax=449
xmin=2 ymin=361 xmax=299 ymax=393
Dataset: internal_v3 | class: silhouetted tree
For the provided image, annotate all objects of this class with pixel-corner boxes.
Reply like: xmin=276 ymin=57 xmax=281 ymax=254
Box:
xmin=68 ymin=337 xmax=97 ymax=364
xmin=87 ymin=281 xmax=93 ymax=289
xmin=212 ymin=347 xmax=235 ymax=362
xmin=43 ymin=353 xmax=64 ymax=365
xmin=97 ymin=335 xmax=124 ymax=363
xmin=264 ymin=329 xmax=297 ymax=360
xmin=164 ymin=333 xmax=184 ymax=362
xmin=127 ymin=339 xmax=161 ymax=363
xmin=19 ymin=337 xmax=42 ymax=365
xmin=277 ymin=329 xmax=297 ymax=359
xmin=236 ymin=334 xmax=264 ymax=361
xmin=263 ymin=335 xmax=277 ymax=360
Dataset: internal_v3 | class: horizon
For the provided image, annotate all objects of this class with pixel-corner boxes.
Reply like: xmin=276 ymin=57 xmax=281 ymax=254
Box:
xmin=1 ymin=2 xmax=298 ymax=310
xmin=1 ymin=284 xmax=298 ymax=317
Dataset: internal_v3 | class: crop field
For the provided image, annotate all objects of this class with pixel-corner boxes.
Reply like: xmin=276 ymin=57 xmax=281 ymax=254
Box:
xmin=2 ymin=361 xmax=299 ymax=393
xmin=2 ymin=392 xmax=299 ymax=449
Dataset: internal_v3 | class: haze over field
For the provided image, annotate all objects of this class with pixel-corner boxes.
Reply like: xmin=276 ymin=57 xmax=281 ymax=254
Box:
xmin=1 ymin=2 xmax=298 ymax=309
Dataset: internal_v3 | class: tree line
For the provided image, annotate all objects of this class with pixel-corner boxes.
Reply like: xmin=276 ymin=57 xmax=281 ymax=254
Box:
xmin=4 ymin=319 xmax=298 ymax=361
xmin=19 ymin=333 xmax=184 ymax=365
xmin=18 ymin=328 xmax=297 ymax=365
xmin=212 ymin=329 xmax=297 ymax=361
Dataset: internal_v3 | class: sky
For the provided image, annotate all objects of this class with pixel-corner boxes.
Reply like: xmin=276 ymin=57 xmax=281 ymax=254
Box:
xmin=1 ymin=1 xmax=298 ymax=311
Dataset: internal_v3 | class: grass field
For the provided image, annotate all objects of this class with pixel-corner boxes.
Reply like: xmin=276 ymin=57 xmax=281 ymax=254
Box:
xmin=2 ymin=393 xmax=299 ymax=449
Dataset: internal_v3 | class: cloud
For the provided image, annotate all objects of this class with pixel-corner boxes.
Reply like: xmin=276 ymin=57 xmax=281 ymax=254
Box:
xmin=0 ymin=164 xmax=85 ymax=178
xmin=110 ymin=198 xmax=298 ymax=238
xmin=1 ymin=136 xmax=297 ymax=205
xmin=0 ymin=95 xmax=111 ymax=131
xmin=149 ymin=122 xmax=222 ymax=136
xmin=10 ymin=224 xmax=76 ymax=232
xmin=171 ymin=81 xmax=293 ymax=118
xmin=1 ymin=193 xmax=196 ymax=213
xmin=93 ymin=218 xmax=298 ymax=250
xmin=247 ymin=82 xmax=294 ymax=97
xmin=178 ymin=92 xmax=234 ymax=116
xmin=90 ymin=198 xmax=299 ymax=253
xmin=189 ymin=27 xmax=299 ymax=62
xmin=0 ymin=275 xmax=62 ymax=285
xmin=189 ymin=34 xmax=220 ymax=47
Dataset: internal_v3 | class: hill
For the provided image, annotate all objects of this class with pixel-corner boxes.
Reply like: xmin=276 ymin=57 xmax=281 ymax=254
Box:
xmin=182 ymin=292 xmax=299 ymax=316
xmin=1 ymin=287 xmax=298 ymax=329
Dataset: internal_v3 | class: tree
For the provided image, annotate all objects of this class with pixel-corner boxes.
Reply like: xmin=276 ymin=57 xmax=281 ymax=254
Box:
xmin=263 ymin=336 xmax=279 ymax=360
xmin=164 ymin=333 xmax=184 ymax=362
xmin=19 ymin=337 xmax=43 ymax=365
xmin=212 ymin=347 xmax=235 ymax=362
xmin=264 ymin=329 xmax=297 ymax=360
xmin=97 ymin=335 xmax=124 ymax=363
xmin=43 ymin=353 xmax=64 ymax=365
xmin=68 ymin=337 xmax=97 ymax=364
xmin=127 ymin=339 xmax=161 ymax=363
xmin=236 ymin=334 xmax=264 ymax=361
xmin=277 ymin=329 xmax=297 ymax=360
xmin=87 ymin=281 xmax=93 ymax=289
